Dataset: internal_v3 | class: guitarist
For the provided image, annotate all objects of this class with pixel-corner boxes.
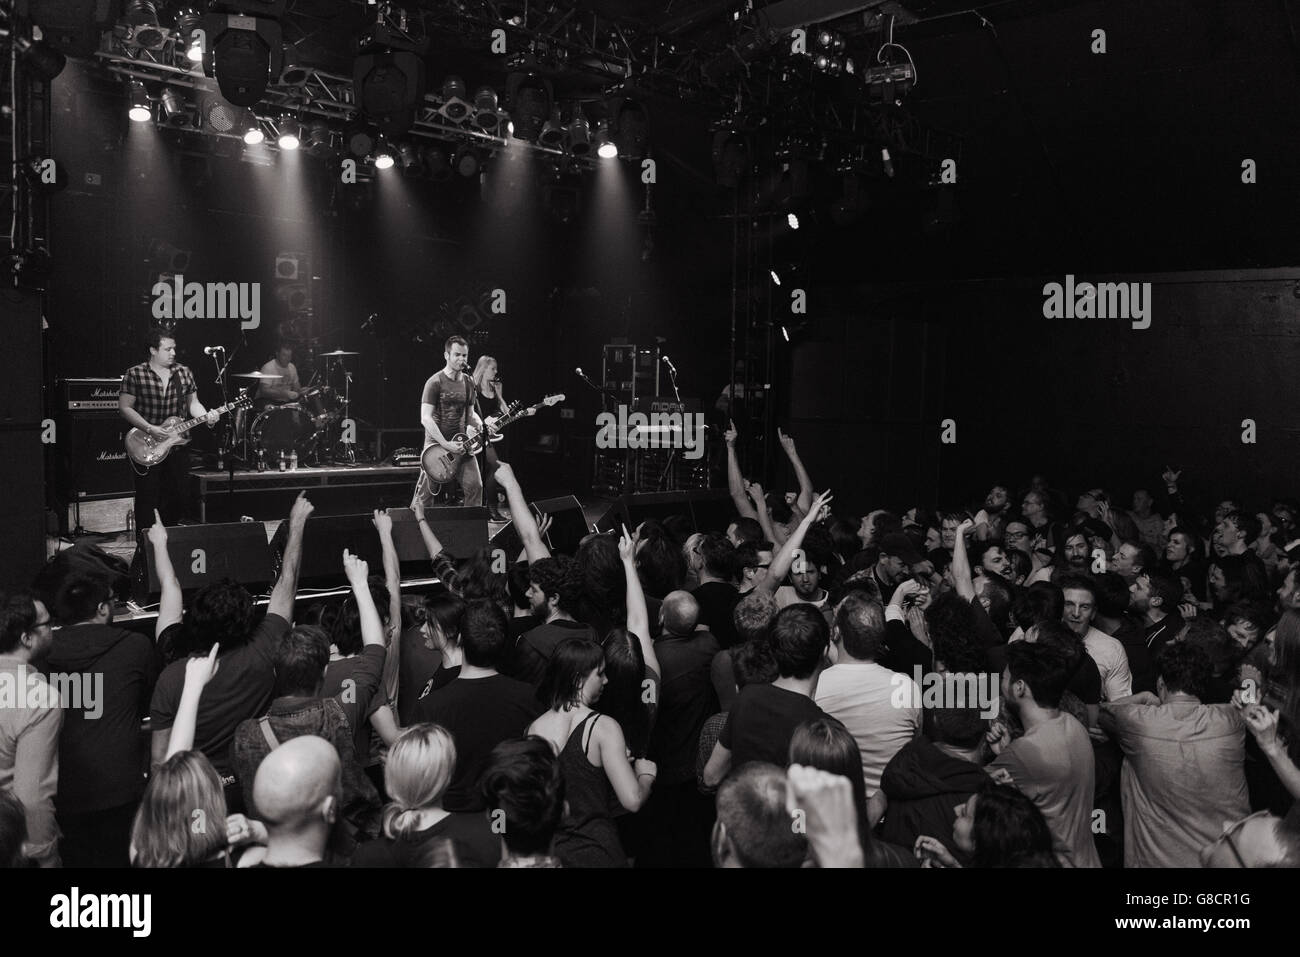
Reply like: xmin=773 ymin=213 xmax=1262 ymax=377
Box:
xmin=119 ymin=325 xmax=219 ymax=531
xmin=471 ymin=355 xmax=535 ymax=521
xmin=412 ymin=335 xmax=494 ymax=509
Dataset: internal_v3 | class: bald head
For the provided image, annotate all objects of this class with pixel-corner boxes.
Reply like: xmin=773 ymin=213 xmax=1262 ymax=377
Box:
xmin=253 ymin=735 xmax=341 ymax=829
xmin=661 ymin=590 xmax=700 ymax=636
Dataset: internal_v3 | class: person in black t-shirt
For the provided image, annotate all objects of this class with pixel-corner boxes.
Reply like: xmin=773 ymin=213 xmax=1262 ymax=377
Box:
xmin=411 ymin=600 xmax=541 ymax=811
xmin=506 ymin=555 xmax=597 ymax=691
xmin=692 ymin=534 xmax=741 ymax=649
xmin=702 ymin=604 xmax=831 ymax=786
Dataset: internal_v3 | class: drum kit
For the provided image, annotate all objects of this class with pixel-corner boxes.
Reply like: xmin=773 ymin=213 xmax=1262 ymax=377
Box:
xmin=224 ymin=350 xmax=359 ymax=468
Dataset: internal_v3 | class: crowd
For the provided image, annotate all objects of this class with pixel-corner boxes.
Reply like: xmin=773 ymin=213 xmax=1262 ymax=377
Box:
xmin=3 ymin=429 xmax=1300 ymax=868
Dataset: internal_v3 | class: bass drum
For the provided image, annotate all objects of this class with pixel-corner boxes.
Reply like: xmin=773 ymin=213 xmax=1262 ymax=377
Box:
xmin=251 ymin=405 xmax=318 ymax=458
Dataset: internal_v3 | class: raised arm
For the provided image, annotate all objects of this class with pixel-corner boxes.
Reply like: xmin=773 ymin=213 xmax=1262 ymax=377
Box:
xmin=952 ymin=517 xmax=977 ymax=602
xmin=761 ymin=490 xmax=833 ymax=596
xmin=746 ymin=479 xmax=784 ymax=547
xmin=725 ymin=421 xmax=759 ymax=521
xmin=344 ymin=550 xmax=385 ymax=649
xmin=373 ymin=509 xmax=403 ymax=704
xmin=410 ymin=499 xmax=445 ymax=562
xmin=166 ymin=645 xmax=220 ymax=759
xmin=1245 ymin=706 xmax=1300 ymax=801
xmin=495 ymin=462 xmax=550 ymax=563
xmin=778 ymin=428 xmax=814 ymax=519
xmin=268 ymin=493 xmax=313 ymax=622
xmin=619 ymin=526 xmax=658 ymax=677
xmin=148 ymin=510 xmax=183 ymax=637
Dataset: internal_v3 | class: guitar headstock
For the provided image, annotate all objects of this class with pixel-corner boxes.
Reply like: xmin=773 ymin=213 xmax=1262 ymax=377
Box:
xmin=542 ymin=393 xmax=565 ymax=406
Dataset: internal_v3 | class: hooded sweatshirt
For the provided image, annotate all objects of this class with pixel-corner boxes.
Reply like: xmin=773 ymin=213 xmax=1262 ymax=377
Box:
xmin=880 ymin=736 xmax=988 ymax=859
xmin=45 ymin=622 xmax=158 ymax=814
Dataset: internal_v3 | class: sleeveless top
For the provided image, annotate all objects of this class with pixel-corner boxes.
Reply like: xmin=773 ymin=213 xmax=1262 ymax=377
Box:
xmin=552 ymin=712 xmax=628 ymax=868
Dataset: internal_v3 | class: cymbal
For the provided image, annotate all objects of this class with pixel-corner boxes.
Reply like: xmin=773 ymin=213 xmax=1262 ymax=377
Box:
xmin=319 ymin=350 xmax=359 ymax=357
xmin=233 ymin=371 xmax=284 ymax=379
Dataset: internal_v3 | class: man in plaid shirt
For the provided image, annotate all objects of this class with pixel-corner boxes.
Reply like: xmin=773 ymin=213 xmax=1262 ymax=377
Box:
xmin=118 ymin=325 xmax=218 ymax=530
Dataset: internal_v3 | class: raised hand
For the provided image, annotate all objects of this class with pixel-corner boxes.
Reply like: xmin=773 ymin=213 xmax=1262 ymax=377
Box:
xmin=537 ymin=512 xmax=553 ymax=539
xmin=1244 ymin=705 xmax=1281 ymax=751
xmin=343 ymin=548 xmax=369 ymax=583
xmin=183 ymin=643 xmax=220 ymax=691
xmin=147 ymin=509 xmax=168 ymax=547
xmin=777 ymin=427 xmax=796 ymax=455
xmin=494 ymin=462 xmax=518 ymax=489
xmin=371 ymin=508 xmax=393 ymax=536
xmin=289 ymin=492 xmax=314 ymax=526
xmin=412 ymin=499 xmax=425 ymax=522
xmin=809 ymin=489 xmax=834 ymax=517
xmin=724 ymin=420 xmax=738 ymax=446
xmin=956 ymin=517 xmax=976 ymax=539
xmin=786 ymin=764 xmax=863 ymax=868
xmin=618 ymin=524 xmax=636 ymax=563
xmin=1162 ymin=465 xmax=1182 ymax=487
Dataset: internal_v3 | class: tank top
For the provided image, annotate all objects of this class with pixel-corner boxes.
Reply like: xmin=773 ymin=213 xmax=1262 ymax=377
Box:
xmin=552 ymin=712 xmax=628 ymax=868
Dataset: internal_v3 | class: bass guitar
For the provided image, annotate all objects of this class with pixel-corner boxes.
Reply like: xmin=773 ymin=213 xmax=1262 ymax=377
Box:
xmin=125 ymin=395 xmax=252 ymax=466
xmin=422 ymin=393 xmax=564 ymax=483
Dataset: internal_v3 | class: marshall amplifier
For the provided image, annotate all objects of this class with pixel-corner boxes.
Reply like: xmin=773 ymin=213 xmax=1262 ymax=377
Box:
xmin=57 ymin=413 xmax=133 ymax=500
xmin=63 ymin=378 xmax=123 ymax=411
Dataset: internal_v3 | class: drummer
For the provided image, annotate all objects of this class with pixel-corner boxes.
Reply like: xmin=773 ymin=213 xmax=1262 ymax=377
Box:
xmin=256 ymin=341 xmax=301 ymax=406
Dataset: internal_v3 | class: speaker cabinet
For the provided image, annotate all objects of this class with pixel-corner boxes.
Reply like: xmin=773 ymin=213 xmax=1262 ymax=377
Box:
xmin=132 ymin=521 xmax=273 ymax=603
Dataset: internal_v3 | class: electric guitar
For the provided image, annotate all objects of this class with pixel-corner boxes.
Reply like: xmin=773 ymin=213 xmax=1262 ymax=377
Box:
xmin=422 ymin=393 xmax=564 ymax=483
xmin=125 ymin=395 xmax=252 ymax=466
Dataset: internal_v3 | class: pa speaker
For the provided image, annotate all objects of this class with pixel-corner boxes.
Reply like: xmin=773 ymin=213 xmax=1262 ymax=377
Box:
xmin=386 ymin=507 xmax=489 ymax=567
xmin=269 ymin=513 xmax=384 ymax=589
xmin=532 ymin=495 xmax=590 ymax=555
xmin=133 ymin=521 xmax=272 ymax=603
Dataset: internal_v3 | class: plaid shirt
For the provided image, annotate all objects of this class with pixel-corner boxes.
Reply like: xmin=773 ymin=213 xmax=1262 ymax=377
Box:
xmin=120 ymin=362 xmax=197 ymax=426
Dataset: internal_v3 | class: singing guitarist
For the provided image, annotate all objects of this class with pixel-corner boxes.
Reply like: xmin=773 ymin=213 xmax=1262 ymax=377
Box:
xmin=471 ymin=355 xmax=535 ymax=521
xmin=119 ymin=325 xmax=219 ymax=531
xmin=412 ymin=335 xmax=495 ymax=509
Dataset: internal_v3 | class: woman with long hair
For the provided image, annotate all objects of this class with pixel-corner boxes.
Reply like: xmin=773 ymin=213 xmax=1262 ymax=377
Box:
xmin=527 ymin=637 xmax=657 ymax=867
xmin=351 ymin=723 xmax=499 ymax=867
xmin=471 ymin=355 xmax=531 ymax=522
xmin=130 ymin=751 xmax=232 ymax=868
xmin=914 ymin=781 xmax=1058 ymax=868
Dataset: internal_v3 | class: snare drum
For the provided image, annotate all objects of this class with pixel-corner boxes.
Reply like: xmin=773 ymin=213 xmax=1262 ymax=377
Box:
xmin=250 ymin=404 xmax=318 ymax=457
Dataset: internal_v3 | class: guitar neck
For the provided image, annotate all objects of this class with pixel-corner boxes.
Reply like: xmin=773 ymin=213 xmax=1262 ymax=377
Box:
xmin=169 ymin=400 xmax=239 ymax=436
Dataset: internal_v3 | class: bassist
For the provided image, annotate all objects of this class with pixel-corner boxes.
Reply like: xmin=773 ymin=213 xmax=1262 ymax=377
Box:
xmin=118 ymin=325 xmax=218 ymax=530
xmin=472 ymin=355 xmax=534 ymax=521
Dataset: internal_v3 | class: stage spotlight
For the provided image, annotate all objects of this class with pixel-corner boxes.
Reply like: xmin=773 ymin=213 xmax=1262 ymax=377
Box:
xmin=507 ymin=71 xmax=551 ymax=142
xmin=280 ymin=51 xmax=309 ymax=86
xmin=816 ymin=29 xmax=833 ymax=48
xmin=306 ymin=122 xmax=332 ymax=156
xmin=440 ymin=76 xmax=471 ymax=122
xmin=781 ymin=325 xmax=791 ymax=342
xmin=127 ymin=81 xmax=151 ymax=122
xmin=787 ymin=213 xmax=799 ymax=230
xmin=612 ymin=99 xmax=648 ymax=159
xmin=539 ymin=108 xmax=564 ymax=148
xmin=200 ymin=92 xmax=238 ymax=132
xmin=423 ymin=146 xmax=451 ymax=181
xmin=373 ymin=144 xmax=395 ymax=169
xmin=277 ymin=117 xmax=301 ymax=150
xmin=454 ymin=145 xmax=479 ymax=177
xmin=244 ymin=118 xmax=265 ymax=145
xmin=202 ymin=12 xmax=284 ymax=107
xmin=473 ymin=87 xmax=502 ymax=133
xmin=160 ymin=88 xmax=189 ymax=126
xmin=13 ymin=35 xmax=66 ymax=80
xmin=567 ymin=115 xmax=590 ymax=155
xmin=354 ymin=51 xmax=427 ymax=136
xmin=124 ymin=0 xmax=167 ymax=50
xmin=345 ymin=118 xmax=378 ymax=157
xmin=770 ymin=269 xmax=781 ymax=286
xmin=594 ymin=120 xmax=617 ymax=159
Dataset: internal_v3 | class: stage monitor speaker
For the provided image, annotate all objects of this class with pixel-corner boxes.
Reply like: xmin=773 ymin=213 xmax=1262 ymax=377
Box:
xmin=532 ymin=495 xmax=590 ymax=555
xmin=386 ymin=507 xmax=489 ymax=567
xmin=269 ymin=513 xmax=384 ymax=589
xmin=58 ymin=415 xmax=133 ymax=499
xmin=132 ymin=521 xmax=273 ymax=603
xmin=489 ymin=519 xmax=523 ymax=564
xmin=621 ymin=489 xmax=733 ymax=534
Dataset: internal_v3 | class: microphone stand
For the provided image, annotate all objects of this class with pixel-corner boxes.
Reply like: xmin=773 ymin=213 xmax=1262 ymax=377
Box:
xmin=658 ymin=361 xmax=681 ymax=491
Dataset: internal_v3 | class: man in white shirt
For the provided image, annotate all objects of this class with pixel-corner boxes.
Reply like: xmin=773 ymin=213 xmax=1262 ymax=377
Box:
xmin=257 ymin=342 xmax=301 ymax=404
xmin=1058 ymin=573 xmax=1132 ymax=701
xmin=814 ymin=594 xmax=920 ymax=797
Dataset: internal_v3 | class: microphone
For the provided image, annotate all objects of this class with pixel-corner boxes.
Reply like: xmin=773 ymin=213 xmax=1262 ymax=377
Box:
xmin=661 ymin=355 xmax=677 ymax=375
xmin=575 ymin=367 xmax=586 ymax=378
xmin=204 ymin=345 xmax=225 ymax=355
